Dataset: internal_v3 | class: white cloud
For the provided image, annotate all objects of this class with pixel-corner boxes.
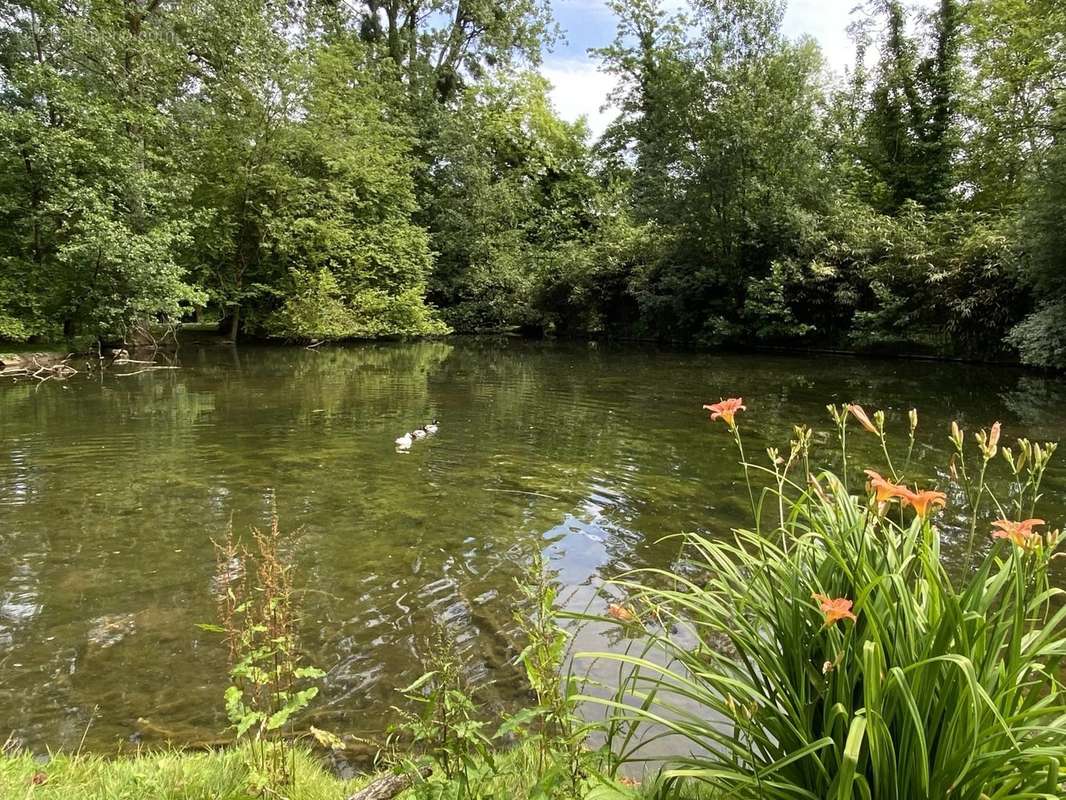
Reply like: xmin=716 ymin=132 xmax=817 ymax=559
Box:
xmin=781 ymin=0 xmax=859 ymax=74
xmin=541 ymin=59 xmax=620 ymax=140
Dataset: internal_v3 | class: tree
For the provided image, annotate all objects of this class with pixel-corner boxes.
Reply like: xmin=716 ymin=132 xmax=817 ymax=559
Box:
xmin=180 ymin=2 xmax=444 ymax=341
xmin=858 ymin=0 xmax=962 ymax=211
xmin=339 ymin=0 xmax=555 ymax=105
xmin=1008 ymin=102 xmax=1066 ymax=367
xmin=597 ymin=0 xmax=827 ymax=342
xmin=264 ymin=38 xmax=445 ymax=340
xmin=0 ymin=0 xmax=202 ymax=341
xmin=961 ymin=0 xmax=1066 ymax=210
xmin=423 ymin=72 xmax=597 ymax=332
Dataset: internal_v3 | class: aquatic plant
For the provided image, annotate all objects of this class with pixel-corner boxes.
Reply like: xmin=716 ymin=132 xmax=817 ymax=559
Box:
xmin=581 ymin=402 xmax=1066 ymax=799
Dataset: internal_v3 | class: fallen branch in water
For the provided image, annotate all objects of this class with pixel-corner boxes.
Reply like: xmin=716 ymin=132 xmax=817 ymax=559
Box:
xmin=483 ymin=488 xmax=561 ymax=500
xmin=346 ymin=766 xmax=432 ymax=800
xmin=30 ymin=355 xmax=78 ymax=382
xmin=0 ymin=351 xmax=168 ymax=382
xmin=114 ymin=366 xmax=182 ymax=377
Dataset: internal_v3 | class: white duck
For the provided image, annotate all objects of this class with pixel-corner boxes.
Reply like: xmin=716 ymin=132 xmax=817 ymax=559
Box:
xmin=425 ymin=419 xmax=439 ymax=434
xmin=412 ymin=427 xmax=428 ymax=439
xmin=395 ymin=432 xmax=414 ymax=449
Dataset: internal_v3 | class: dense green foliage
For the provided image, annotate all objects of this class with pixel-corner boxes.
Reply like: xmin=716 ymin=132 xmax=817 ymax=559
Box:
xmin=1 ymin=0 xmax=1064 ymax=360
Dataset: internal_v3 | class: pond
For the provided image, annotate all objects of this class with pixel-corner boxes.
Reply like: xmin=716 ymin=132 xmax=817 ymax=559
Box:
xmin=2 ymin=338 xmax=1066 ymax=754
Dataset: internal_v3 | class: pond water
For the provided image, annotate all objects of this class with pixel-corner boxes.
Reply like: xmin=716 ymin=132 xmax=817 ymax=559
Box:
xmin=2 ymin=339 xmax=1066 ymax=754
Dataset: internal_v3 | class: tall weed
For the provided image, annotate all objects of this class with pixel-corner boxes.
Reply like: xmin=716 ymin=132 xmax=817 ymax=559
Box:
xmin=203 ymin=516 xmax=330 ymax=795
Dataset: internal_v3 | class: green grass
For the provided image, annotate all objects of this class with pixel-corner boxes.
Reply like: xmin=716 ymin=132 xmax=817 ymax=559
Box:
xmin=0 ymin=746 xmax=368 ymax=800
xmin=0 ymin=743 xmax=660 ymax=800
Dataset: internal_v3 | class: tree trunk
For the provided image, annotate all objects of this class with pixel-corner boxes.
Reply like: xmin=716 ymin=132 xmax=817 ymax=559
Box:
xmin=227 ymin=304 xmax=240 ymax=342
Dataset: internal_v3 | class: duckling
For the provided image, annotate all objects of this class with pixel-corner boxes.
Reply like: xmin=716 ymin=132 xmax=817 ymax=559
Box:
xmin=425 ymin=419 xmax=439 ymax=434
xmin=412 ymin=427 xmax=428 ymax=439
xmin=395 ymin=432 xmax=414 ymax=449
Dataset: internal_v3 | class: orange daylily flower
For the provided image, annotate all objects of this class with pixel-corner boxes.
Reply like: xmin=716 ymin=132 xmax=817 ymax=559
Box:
xmin=704 ymin=398 xmax=746 ymax=428
xmin=848 ymin=404 xmax=878 ymax=435
xmin=812 ymin=593 xmax=858 ymax=626
xmin=991 ymin=518 xmax=1045 ymax=549
xmin=901 ymin=489 xmax=947 ymax=519
xmin=606 ymin=603 xmax=638 ymax=623
xmin=864 ymin=469 xmax=909 ymax=504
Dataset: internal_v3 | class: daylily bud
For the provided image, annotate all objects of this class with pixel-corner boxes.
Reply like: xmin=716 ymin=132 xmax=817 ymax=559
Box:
xmin=873 ymin=410 xmax=886 ymax=433
xmin=950 ymin=421 xmax=963 ymax=450
xmin=1035 ymin=441 xmax=1056 ymax=470
xmin=988 ymin=421 xmax=1001 ymax=450
xmin=848 ymin=404 xmax=878 ymax=435
xmin=1017 ymin=440 xmax=1030 ymax=472
xmin=975 ymin=425 xmax=996 ymax=460
xmin=908 ymin=408 xmax=918 ymax=434
xmin=1002 ymin=447 xmax=1015 ymax=472
xmin=975 ymin=423 xmax=999 ymax=460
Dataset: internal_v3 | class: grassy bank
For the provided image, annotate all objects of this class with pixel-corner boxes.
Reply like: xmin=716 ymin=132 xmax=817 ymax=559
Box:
xmin=0 ymin=747 xmax=362 ymax=800
xmin=0 ymin=744 xmax=650 ymax=800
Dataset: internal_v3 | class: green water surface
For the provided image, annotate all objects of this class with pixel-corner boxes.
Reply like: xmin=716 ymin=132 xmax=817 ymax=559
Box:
xmin=2 ymin=339 xmax=1065 ymax=753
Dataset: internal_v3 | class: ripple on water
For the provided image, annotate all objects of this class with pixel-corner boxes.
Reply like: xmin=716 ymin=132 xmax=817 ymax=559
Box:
xmin=1 ymin=340 xmax=1066 ymax=751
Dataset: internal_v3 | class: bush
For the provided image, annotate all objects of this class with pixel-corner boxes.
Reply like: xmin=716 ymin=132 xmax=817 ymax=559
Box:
xmin=583 ymin=402 xmax=1066 ymax=799
xmin=266 ymin=269 xmax=449 ymax=341
xmin=1008 ymin=301 xmax=1066 ymax=369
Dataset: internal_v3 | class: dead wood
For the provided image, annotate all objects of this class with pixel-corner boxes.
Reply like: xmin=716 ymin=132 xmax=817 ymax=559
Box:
xmin=346 ymin=766 xmax=433 ymax=800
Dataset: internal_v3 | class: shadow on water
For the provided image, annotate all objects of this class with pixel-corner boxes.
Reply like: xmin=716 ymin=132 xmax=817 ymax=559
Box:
xmin=1 ymin=339 xmax=1065 ymax=752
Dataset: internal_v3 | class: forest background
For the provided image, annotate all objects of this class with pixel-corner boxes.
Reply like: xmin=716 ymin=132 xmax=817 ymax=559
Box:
xmin=1 ymin=0 xmax=1064 ymax=366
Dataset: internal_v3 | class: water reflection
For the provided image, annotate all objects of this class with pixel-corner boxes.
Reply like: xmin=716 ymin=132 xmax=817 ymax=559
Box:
xmin=0 ymin=340 xmax=1064 ymax=752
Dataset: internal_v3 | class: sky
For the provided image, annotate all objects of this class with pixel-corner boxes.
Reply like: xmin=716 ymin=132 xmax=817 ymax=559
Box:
xmin=541 ymin=0 xmax=863 ymax=138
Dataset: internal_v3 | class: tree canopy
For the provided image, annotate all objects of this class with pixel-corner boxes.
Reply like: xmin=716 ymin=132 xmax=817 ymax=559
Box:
xmin=1 ymin=0 xmax=1063 ymax=364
